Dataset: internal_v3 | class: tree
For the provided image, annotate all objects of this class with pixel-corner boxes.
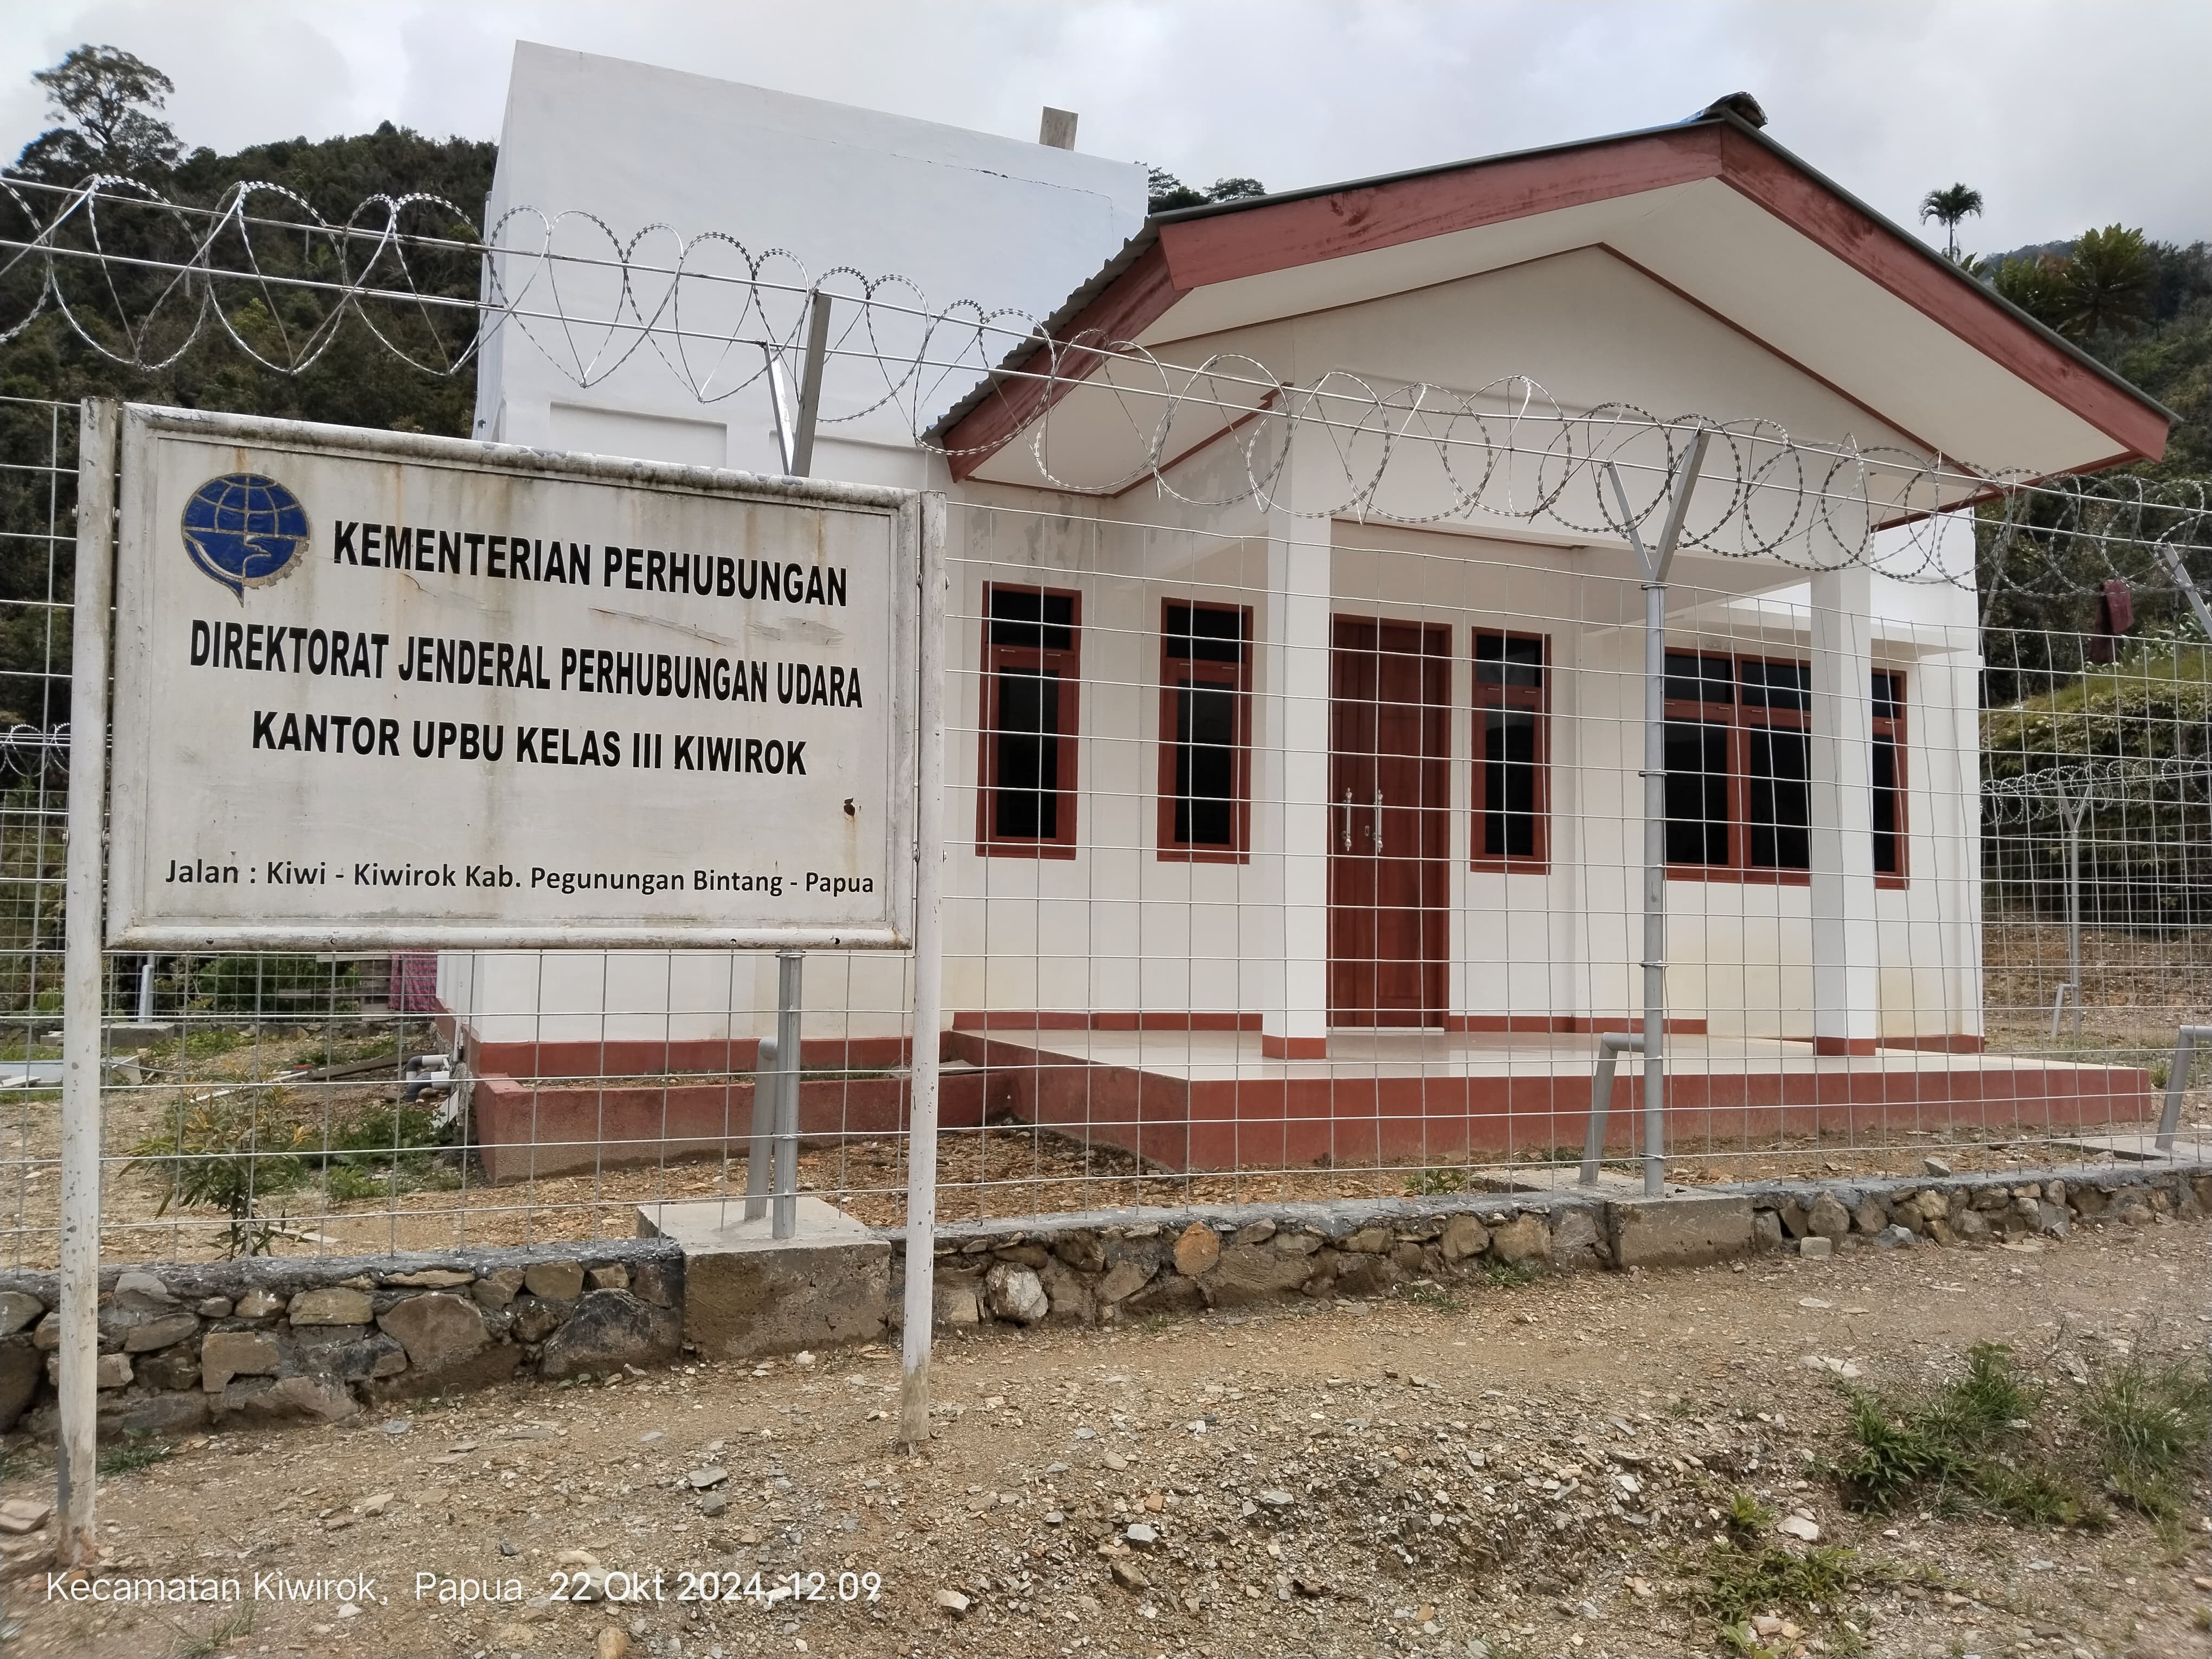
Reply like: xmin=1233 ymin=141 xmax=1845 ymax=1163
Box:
xmin=12 ymin=43 xmax=182 ymax=182
xmin=1205 ymin=177 xmax=1267 ymax=203
xmin=1145 ymin=166 xmax=1207 ymax=213
xmin=1919 ymin=182 xmax=1984 ymax=261
xmin=2060 ymin=224 xmax=2154 ymax=340
xmin=1992 ymin=254 xmax=2071 ymax=332
xmin=1144 ymin=167 xmax=1268 ymax=214
xmin=0 ymin=48 xmax=496 ymax=731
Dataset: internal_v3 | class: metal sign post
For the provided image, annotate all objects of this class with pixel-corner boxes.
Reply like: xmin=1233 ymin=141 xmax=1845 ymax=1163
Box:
xmin=55 ymin=399 xmax=119 ymax=1570
xmin=54 ymin=400 xmax=944 ymax=1552
xmin=899 ymin=493 xmax=946 ymax=1451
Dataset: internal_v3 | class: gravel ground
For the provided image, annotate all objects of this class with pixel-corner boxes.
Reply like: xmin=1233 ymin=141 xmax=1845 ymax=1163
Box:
xmin=3 ymin=1214 xmax=2208 ymax=1659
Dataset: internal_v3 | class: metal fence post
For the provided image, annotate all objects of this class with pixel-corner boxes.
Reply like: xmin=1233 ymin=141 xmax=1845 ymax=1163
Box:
xmin=771 ymin=950 xmax=803 ymax=1240
xmin=1605 ymin=428 xmax=1709 ymax=1198
xmin=789 ymin=294 xmax=832 ymax=479
xmin=899 ymin=491 xmax=946 ymax=1451
xmin=745 ymin=1036 xmax=775 ymax=1221
xmin=2156 ymin=542 xmax=2212 ymax=641
xmin=2052 ymin=790 xmax=2090 ymax=1039
xmin=2157 ymin=1026 xmax=2210 ymax=1153
xmin=56 ymin=397 xmax=119 ymax=1569
xmin=1579 ymin=1031 xmax=1645 ymax=1185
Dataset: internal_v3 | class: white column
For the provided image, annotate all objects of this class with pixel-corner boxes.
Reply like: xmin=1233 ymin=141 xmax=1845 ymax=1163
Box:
xmin=1253 ymin=519 xmax=1332 ymax=1057
xmin=1808 ymin=563 xmax=1881 ymax=1051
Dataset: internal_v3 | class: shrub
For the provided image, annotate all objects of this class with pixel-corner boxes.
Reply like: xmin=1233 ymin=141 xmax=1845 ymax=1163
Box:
xmin=189 ymin=954 xmax=359 ymax=1015
xmin=313 ymin=1099 xmax=456 ymax=1199
xmin=130 ymin=1086 xmax=310 ymax=1256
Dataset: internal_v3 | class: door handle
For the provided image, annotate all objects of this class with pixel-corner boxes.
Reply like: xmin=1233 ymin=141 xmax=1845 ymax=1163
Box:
xmin=1372 ymin=788 xmax=1384 ymax=853
xmin=1340 ymin=788 xmax=1353 ymax=852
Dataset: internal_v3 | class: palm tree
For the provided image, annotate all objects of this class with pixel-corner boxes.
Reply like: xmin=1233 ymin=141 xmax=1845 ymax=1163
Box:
xmin=1919 ymin=184 xmax=1984 ymax=261
xmin=2059 ymin=225 xmax=2152 ymax=339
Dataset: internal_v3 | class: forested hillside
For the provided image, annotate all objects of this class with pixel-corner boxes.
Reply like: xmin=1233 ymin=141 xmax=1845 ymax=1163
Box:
xmin=0 ymin=49 xmax=492 ymax=725
xmin=3 ymin=103 xmax=493 ymax=434
xmin=1974 ymin=231 xmax=2212 ymax=652
xmin=1983 ymin=232 xmax=2212 ymax=479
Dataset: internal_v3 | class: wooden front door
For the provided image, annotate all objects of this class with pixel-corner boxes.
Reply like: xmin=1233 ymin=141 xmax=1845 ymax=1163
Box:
xmin=1328 ymin=617 xmax=1450 ymax=1026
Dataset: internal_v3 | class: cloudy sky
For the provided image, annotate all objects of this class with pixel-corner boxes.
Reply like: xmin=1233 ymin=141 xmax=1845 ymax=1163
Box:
xmin=4 ymin=0 xmax=2208 ymax=256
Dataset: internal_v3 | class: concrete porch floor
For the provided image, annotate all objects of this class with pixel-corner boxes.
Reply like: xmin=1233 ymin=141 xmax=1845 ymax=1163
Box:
xmin=955 ymin=1027 xmax=2103 ymax=1081
xmin=941 ymin=1026 xmax=2155 ymax=1173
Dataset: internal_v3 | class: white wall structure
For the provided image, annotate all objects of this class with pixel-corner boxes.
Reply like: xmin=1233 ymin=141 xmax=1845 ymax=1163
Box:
xmin=449 ymin=64 xmax=2165 ymax=1071
xmin=472 ymin=43 xmax=1148 ymax=488
xmin=453 ymin=48 xmax=1147 ymax=1056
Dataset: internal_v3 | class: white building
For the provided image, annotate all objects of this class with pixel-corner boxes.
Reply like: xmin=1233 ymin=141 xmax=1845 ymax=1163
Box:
xmin=448 ymin=51 xmax=2169 ymax=1171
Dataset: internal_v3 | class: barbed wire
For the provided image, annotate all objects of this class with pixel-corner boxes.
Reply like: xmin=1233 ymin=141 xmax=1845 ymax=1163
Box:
xmin=1982 ymin=754 xmax=2212 ymax=823
xmin=3 ymin=174 xmax=2208 ymax=604
xmin=0 ymin=723 xmax=68 ymax=780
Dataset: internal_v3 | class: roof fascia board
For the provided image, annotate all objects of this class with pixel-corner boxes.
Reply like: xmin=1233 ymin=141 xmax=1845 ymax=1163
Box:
xmin=944 ymin=130 xmax=1723 ymax=478
xmin=945 ymin=239 xmax=1185 ymax=479
xmin=941 ymin=113 xmax=2168 ymax=478
xmin=1706 ymin=124 xmax=2167 ymax=464
xmin=1153 ymin=125 xmax=1722 ymax=292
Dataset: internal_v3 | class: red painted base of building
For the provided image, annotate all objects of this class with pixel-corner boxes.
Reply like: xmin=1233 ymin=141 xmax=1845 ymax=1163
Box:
xmin=455 ymin=1020 xmax=2129 ymax=1185
xmin=933 ymin=1028 xmax=2148 ymax=1175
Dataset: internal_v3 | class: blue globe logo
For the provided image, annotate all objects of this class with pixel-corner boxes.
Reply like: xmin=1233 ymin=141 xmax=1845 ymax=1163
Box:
xmin=180 ymin=473 xmax=309 ymax=601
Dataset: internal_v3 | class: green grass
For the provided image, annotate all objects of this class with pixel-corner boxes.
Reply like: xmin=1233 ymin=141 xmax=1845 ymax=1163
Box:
xmin=1834 ymin=1342 xmax=2097 ymax=1526
xmin=1725 ymin=1489 xmax=1774 ymax=1540
xmin=1404 ymin=1166 xmax=1469 ymax=1196
xmin=1690 ymin=1538 xmax=1871 ymax=1651
xmin=1399 ymin=1282 xmax=1461 ymax=1312
xmin=1482 ymin=1258 xmax=1540 ymax=1289
xmin=133 ymin=1090 xmax=458 ymax=1246
xmin=145 ymin=1026 xmax=248 ymax=1063
xmin=1832 ymin=1343 xmax=2212 ymax=1529
xmin=2079 ymin=1351 xmax=2212 ymax=1522
xmin=1982 ymin=639 xmax=2212 ymax=767
xmin=169 ymin=1598 xmax=253 ymax=1657
xmin=314 ymin=1101 xmax=460 ymax=1201
xmin=98 ymin=1435 xmax=173 ymax=1476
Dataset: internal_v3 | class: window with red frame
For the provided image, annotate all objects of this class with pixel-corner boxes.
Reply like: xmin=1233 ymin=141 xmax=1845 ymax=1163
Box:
xmin=1157 ymin=601 xmax=1251 ymax=860
xmin=1662 ymin=653 xmax=1812 ymax=879
xmin=1472 ymin=631 xmax=1549 ymax=869
xmin=1872 ymin=670 xmax=1907 ymax=883
xmin=976 ymin=583 xmax=1079 ymax=857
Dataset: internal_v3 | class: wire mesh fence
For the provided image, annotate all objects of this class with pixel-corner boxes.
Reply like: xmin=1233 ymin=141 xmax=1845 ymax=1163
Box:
xmin=1 ymin=387 xmax=2205 ymax=1271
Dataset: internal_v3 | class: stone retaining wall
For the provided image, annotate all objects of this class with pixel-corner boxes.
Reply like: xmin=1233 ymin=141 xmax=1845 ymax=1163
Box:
xmin=893 ymin=1162 xmax=2212 ymax=1335
xmin=1735 ymin=1163 xmax=2210 ymax=1255
xmin=3 ymin=1161 xmax=2205 ymax=1438
xmin=0 ymin=1242 xmax=683 ymax=1439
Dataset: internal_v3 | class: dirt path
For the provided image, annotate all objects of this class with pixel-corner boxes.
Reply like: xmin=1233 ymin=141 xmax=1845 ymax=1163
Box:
xmin=3 ymin=1218 xmax=2208 ymax=1659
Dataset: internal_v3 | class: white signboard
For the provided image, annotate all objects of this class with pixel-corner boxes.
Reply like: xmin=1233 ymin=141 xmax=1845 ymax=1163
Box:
xmin=107 ymin=406 xmax=921 ymax=948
